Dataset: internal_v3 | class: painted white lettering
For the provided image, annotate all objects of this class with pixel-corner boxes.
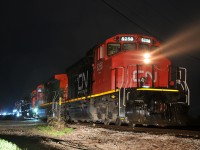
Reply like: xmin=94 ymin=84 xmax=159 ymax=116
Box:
xmin=145 ymin=71 xmax=157 ymax=82
xmin=133 ymin=70 xmax=144 ymax=82
xmin=77 ymin=71 xmax=89 ymax=92
xmin=133 ymin=70 xmax=157 ymax=82
xmin=78 ymin=74 xmax=83 ymax=90
xmin=83 ymin=71 xmax=88 ymax=88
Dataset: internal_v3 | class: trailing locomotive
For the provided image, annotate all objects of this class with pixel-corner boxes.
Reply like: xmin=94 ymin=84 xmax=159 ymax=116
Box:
xmin=30 ymin=85 xmax=45 ymax=118
xmin=39 ymin=34 xmax=190 ymax=126
xmin=42 ymin=74 xmax=68 ymax=119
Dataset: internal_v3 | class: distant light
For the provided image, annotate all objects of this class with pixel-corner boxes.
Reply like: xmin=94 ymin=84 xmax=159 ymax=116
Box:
xmin=33 ymin=108 xmax=38 ymax=114
xmin=3 ymin=112 xmax=7 ymax=116
xmin=13 ymin=109 xmax=17 ymax=113
xmin=141 ymin=38 xmax=151 ymax=43
xmin=16 ymin=112 xmax=20 ymax=117
xmin=37 ymin=88 xmax=42 ymax=92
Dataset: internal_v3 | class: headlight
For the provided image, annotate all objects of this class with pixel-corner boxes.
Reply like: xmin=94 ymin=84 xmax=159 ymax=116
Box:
xmin=143 ymin=53 xmax=151 ymax=64
xmin=144 ymin=53 xmax=150 ymax=58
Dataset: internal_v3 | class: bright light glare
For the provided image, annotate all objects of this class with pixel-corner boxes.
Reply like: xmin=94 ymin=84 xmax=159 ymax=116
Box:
xmin=144 ymin=59 xmax=150 ymax=64
xmin=144 ymin=53 xmax=151 ymax=64
xmin=16 ymin=112 xmax=20 ymax=117
xmin=161 ymin=22 xmax=200 ymax=58
xmin=13 ymin=109 xmax=17 ymax=113
xmin=33 ymin=108 xmax=38 ymax=113
xmin=144 ymin=53 xmax=150 ymax=58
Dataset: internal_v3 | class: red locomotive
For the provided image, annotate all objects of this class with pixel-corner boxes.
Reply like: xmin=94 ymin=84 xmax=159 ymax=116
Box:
xmin=31 ymin=85 xmax=45 ymax=118
xmin=31 ymin=90 xmax=37 ymax=108
xmin=39 ymin=74 xmax=68 ymax=118
xmin=39 ymin=34 xmax=190 ymax=126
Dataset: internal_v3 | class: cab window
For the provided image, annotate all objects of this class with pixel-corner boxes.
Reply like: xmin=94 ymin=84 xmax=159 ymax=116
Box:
xmin=122 ymin=43 xmax=136 ymax=51
xmin=150 ymin=46 xmax=159 ymax=51
xmin=107 ymin=43 xmax=121 ymax=56
xmin=138 ymin=43 xmax=150 ymax=50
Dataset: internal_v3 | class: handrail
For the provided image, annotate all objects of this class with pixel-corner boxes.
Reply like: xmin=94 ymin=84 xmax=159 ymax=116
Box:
xmin=179 ymin=67 xmax=187 ymax=83
xmin=177 ymin=67 xmax=190 ymax=106
xmin=114 ymin=67 xmax=125 ymax=89
xmin=113 ymin=66 xmax=125 ymax=117
xmin=183 ymin=81 xmax=190 ymax=106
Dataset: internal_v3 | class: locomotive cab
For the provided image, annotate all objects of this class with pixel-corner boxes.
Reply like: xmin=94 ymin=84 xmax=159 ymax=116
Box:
xmin=93 ymin=34 xmax=171 ymax=92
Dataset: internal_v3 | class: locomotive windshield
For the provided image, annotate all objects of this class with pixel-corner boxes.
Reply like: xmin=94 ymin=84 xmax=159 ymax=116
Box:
xmin=107 ymin=42 xmax=159 ymax=56
xmin=122 ymin=43 xmax=136 ymax=51
xmin=107 ymin=43 xmax=121 ymax=56
xmin=138 ymin=43 xmax=149 ymax=50
xmin=150 ymin=46 xmax=159 ymax=51
xmin=139 ymin=44 xmax=159 ymax=51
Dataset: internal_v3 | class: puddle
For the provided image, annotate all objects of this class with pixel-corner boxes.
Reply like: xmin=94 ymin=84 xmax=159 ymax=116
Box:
xmin=0 ymin=134 xmax=56 ymax=150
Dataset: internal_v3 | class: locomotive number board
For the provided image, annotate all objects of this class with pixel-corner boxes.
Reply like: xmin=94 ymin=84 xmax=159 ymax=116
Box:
xmin=120 ymin=36 xmax=134 ymax=42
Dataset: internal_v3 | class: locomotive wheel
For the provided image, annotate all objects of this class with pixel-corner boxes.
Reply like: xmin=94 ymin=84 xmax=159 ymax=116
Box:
xmin=104 ymin=118 xmax=111 ymax=125
xmin=115 ymin=118 xmax=122 ymax=126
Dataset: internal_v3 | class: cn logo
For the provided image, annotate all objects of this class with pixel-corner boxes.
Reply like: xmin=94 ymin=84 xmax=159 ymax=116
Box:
xmin=133 ymin=70 xmax=157 ymax=82
xmin=77 ymin=71 xmax=88 ymax=91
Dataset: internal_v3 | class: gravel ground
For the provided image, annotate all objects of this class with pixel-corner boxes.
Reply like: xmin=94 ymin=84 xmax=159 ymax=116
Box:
xmin=55 ymin=124 xmax=200 ymax=150
xmin=0 ymin=124 xmax=200 ymax=150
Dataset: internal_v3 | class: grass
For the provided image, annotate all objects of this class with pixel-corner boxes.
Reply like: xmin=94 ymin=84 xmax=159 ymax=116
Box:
xmin=35 ymin=125 xmax=74 ymax=136
xmin=0 ymin=139 xmax=21 ymax=150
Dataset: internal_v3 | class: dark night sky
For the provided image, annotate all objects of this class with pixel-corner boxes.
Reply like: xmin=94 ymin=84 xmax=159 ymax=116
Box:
xmin=0 ymin=0 xmax=200 ymax=117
